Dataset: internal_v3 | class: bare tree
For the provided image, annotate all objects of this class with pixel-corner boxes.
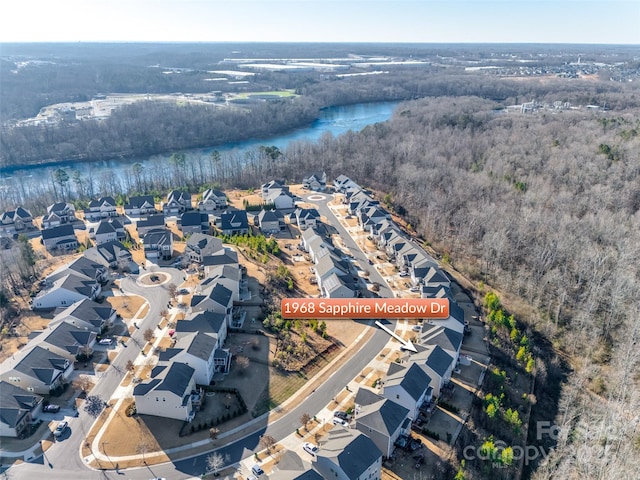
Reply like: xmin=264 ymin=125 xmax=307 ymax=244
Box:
xmin=300 ymin=412 xmax=312 ymax=431
xmin=223 ymin=393 xmax=233 ymax=410
xmin=143 ymin=328 xmax=154 ymax=343
xmin=167 ymin=283 xmax=178 ymax=300
xmin=125 ymin=359 xmax=135 ymax=375
xmin=136 ymin=440 xmax=151 ymax=465
xmin=236 ymin=355 xmax=250 ymax=375
xmin=259 ymin=434 xmax=276 ymax=453
xmin=209 ymin=427 xmax=220 ymax=441
xmin=206 ymin=452 xmax=225 ymax=476
xmin=72 ymin=374 xmax=93 ymax=394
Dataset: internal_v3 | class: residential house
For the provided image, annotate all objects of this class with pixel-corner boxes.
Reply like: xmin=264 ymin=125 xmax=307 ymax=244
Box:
xmin=218 ymin=211 xmax=249 ymax=236
xmin=46 ymin=202 xmax=76 ymax=223
xmin=163 ymin=190 xmax=192 ymax=216
xmin=420 ymin=325 xmax=463 ymax=361
xmin=381 ymin=362 xmax=433 ymax=420
xmin=41 ymin=224 xmax=78 ymax=252
xmin=185 ymin=233 xmax=224 ymax=263
xmin=202 ymin=265 xmax=242 ymax=301
xmin=175 ymin=310 xmax=228 ymax=344
xmin=160 ymin=330 xmax=230 ymax=384
xmin=190 ymin=283 xmax=233 ymax=326
xmin=257 ymin=210 xmax=281 ymax=234
xmin=410 ymin=345 xmax=455 ymax=397
xmin=198 ymin=189 xmax=227 ymax=212
xmin=136 ymin=214 xmax=165 ymax=236
xmin=47 ymin=256 xmax=108 ymax=284
xmin=83 ymin=240 xmax=135 ymax=272
xmin=300 ymin=227 xmax=322 ymax=252
xmin=261 ymin=180 xmax=289 ymax=199
xmin=52 ymin=298 xmax=116 ymax=333
xmin=0 ymin=346 xmax=73 ymax=395
xmin=32 ymin=273 xmax=102 ymax=310
xmin=334 ymin=175 xmax=360 ymax=193
xmin=83 ymin=197 xmax=117 ymax=221
xmin=303 ymin=171 xmax=327 ymax=191
xmin=320 ymin=272 xmax=357 ymax=298
xmin=179 ymin=212 xmax=210 ymax=236
xmin=293 ymin=208 xmax=320 ymax=231
xmin=124 ymin=195 xmax=156 ymax=216
xmin=270 ymin=451 xmax=322 ymax=480
xmin=354 ymin=388 xmax=410 ymax=458
xmin=1 ymin=207 xmax=34 ymax=236
xmin=142 ymin=229 xmax=173 ymax=260
xmin=93 ymin=220 xmax=118 ymax=245
xmin=41 ymin=212 xmax=63 ymax=229
xmin=410 ymin=260 xmax=440 ymax=286
xmin=36 ymin=321 xmax=97 ymax=362
xmin=265 ymin=189 xmax=295 ymax=210
xmin=202 ymin=250 xmax=240 ymax=277
xmin=0 ymin=381 xmax=43 ymax=438
xmin=133 ymin=362 xmax=197 ymax=422
xmin=313 ymin=428 xmax=382 ymax=480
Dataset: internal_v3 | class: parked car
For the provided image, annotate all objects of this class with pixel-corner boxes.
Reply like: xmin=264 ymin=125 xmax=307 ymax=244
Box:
xmin=98 ymin=338 xmax=113 ymax=345
xmin=412 ymin=325 xmax=422 ymax=332
xmin=410 ymin=286 xmax=420 ymax=292
xmin=399 ymin=271 xmax=410 ymax=277
xmin=333 ymin=417 xmax=349 ymax=427
xmin=53 ymin=420 xmax=68 ymax=437
xmin=302 ymin=442 xmax=318 ymax=455
xmin=178 ymin=288 xmax=189 ymax=294
xmin=334 ymin=411 xmax=350 ymax=421
xmin=251 ymin=464 xmax=264 ymax=476
xmin=44 ymin=404 xmax=60 ymax=413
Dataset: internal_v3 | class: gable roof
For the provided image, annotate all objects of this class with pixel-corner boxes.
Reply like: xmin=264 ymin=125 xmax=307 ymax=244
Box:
xmin=41 ymin=224 xmax=75 ymax=240
xmin=174 ymin=331 xmax=218 ymax=361
xmin=133 ymin=361 xmax=194 ymax=397
xmin=167 ymin=190 xmax=191 ymax=204
xmin=175 ymin=311 xmax=226 ymax=335
xmin=219 ymin=211 xmax=249 ymax=231
xmin=126 ymin=195 xmax=155 ymax=209
xmin=180 ymin=211 xmax=208 ymax=227
xmin=186 ymin=233 xmax=224 ymax=253
xmin=56 ymin=298 xmax=114 ymax=328
xmin=191 ymin=283 xmax=233 ymax=309
xmin=83 ymin=240 xmax=132 ymax=266
xmin=383 ymin=362 xmax=432 ymax=402
xmin=413 ymin=345 xmax=454 ymax=377
xmin=420 ymin=326 xmax=463 ymax=355
xmin=137 ymin=215 xmax=165 ymax=229
xmin=95 ymin=220 xmax=116 ymax=235
xmin=0 ymin=381 xmax=42 ymax=428
xmin=202 ymin=250 xmax=239 ymax=267
xmin=356 ymin=393 xmax=409 ymax=437
xmin=11 ymin=346 xmax=69 ymax=386
xmin=88 ymin=197 xmax=116 ymax=208
xmin=318 ymin=428 xmax=382 ymax=479
xmin=41 ymin=321 xmax=95 ymax=355
xmin=258 ymin=209 xmax=279 ymax=223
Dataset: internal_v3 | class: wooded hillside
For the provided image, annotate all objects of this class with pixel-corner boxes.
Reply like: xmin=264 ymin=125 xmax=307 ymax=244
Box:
xmin=274 ymin=82 xmax=640 ymax=479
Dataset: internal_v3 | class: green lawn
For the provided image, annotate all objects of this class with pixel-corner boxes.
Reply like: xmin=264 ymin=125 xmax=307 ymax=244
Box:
xmin=235 ymin=90 xmax=297 ymax=99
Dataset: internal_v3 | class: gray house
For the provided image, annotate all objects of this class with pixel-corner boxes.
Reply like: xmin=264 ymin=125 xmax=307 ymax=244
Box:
xmin=180 ymin=212 xmax=210 ymax=235
xmin=257 ymin=210 xmax=281 ymax=234
xmin=124 ymin=195 xmax=156 ymax=216
xmin=218 ymin=211 xmax=249 ymax=236
xmin=0 ymin=346 xmax=73 ymax=395
xmin=382 ymin=362 xmax=433 ymax=421
xmin=313 ymin=427 xmax=382 ymax=480
xmin=41 ymin=224 xmax=78 ymax=252
xmin=354 ymin=389 xmax=410 ymax=458
xmin=0 ymin=381 xmax=43 ymax=438
xmin=198 ymin=189 xmax=227 ymax=212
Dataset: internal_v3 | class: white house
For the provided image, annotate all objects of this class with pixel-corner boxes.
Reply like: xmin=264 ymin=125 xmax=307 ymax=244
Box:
xmin=381 ymin=362 xmax=433 ymax=420
xmin=198 ymin=189 xmax=227 ymax=212
xmin=83 ymin=197 xmax=117 ymax=221
xmin=32 ymin=274 xmax=101 ymax=310
xmin=41 ymin=224 xmax=78 ymax=252
xmin=142 ymin=229 xmax=173 ymax=260
xmin=124 ymin=195 xmax=156 ymax=216
xmin=133 ymin=362 xmax=197 ymax=422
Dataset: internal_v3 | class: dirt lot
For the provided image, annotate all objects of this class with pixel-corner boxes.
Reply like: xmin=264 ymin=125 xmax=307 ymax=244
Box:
xmin=105 ymin=293 xmax=146 ymax=319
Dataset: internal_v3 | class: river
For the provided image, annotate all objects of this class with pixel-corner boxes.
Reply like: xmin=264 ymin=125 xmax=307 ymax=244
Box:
xmin=1 ymin=101 xmax=399 ymax=191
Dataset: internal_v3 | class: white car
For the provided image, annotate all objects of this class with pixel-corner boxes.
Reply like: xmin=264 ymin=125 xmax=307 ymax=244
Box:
xmin=333 ymin=417 xmax=349 ymax=428
xmin=302 ymin=442 xmax=318 ymax=455
xmin=98 ymin=338 xmax=113 ymax=345
xmin=251 ymin=464 xmax=264 ymax=476
xmin=53 ymin=420 xmax=68 ymax=437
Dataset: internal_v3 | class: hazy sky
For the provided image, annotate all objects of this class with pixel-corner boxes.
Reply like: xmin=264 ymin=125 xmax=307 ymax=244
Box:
xmin=2 ymin=0 xmax=638 ymax=44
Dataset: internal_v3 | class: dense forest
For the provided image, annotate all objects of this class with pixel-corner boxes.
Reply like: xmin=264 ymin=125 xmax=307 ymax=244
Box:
xmin=273 ymin=83 xmax=640 ymax=479
xmin=2 ymin=43 xmax=640 ymax=479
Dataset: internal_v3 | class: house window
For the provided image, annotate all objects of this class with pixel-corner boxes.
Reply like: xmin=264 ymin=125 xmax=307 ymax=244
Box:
xmin=396 ymin=394 xmax=399 ymax=399
xmin=27 ymin=386 xmax=34 ymax=392
xmin=156 ymin=397 xmax=159 ymax=401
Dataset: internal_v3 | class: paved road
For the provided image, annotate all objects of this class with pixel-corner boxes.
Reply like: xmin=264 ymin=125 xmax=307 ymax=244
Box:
xmin=7 ymin=193 xmax=397 ymax=480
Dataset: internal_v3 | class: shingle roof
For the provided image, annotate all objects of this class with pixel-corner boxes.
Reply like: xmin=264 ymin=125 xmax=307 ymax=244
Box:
xmin=356 ymin=395 xmax=409 ymax=437
xmin=41 ymin=224 xmax=75 ymax=240
xmin=13 ymin=346 xmax=69 ymax=386
xmin=318 ymin=428 xmax=382 ymax=479
xmin=0 ymin=381 xmax=42 ymax=428
xmin=383 ymin=362 xmax=432 ymax=402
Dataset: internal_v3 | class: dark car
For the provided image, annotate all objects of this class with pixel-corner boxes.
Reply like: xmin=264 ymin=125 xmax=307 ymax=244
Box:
xmin=334 ymin=411 xmax=350 ymax=421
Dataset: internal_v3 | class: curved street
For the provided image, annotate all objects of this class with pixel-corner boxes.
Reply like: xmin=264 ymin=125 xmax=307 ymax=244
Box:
xmin=5 ymin=192 xmax=399 ymax=480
